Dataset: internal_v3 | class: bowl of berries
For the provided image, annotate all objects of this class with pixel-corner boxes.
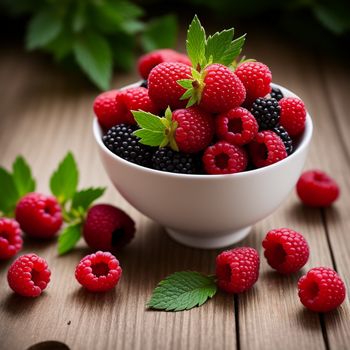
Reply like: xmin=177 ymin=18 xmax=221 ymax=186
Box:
xmin=93 ymin=16 xmax=313 ymax=249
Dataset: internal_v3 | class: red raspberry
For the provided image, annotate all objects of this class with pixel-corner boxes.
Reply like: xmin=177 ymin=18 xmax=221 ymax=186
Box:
xmin=262 ymin=228 xmax=309 ymax=274
xmin=296 ymin=170 xmax=340 ymax=207
xmin=216 ymin=247 xmax=260 ymax=293
xmin=298 ymin=267 xmax=346 ymax=312
xmin=0 ymin=218 xmax=22 ymax=260
xmin=249 ymin=130 xmax=287 ymax=168
xmin=93 ymin=90 xmax=120 ymax=130
xmin=138 ymin=49 xmax=191 ymax=79
xmin=75 ymin=251 xmax=122 ymax=292
xmin=83 ymin=204 xmax=135 ymax=252
xmin=235 ymin=61 xmax=272 ymax=105
xmin=203 ymin=141 xmax=248 ymax=175
xmin=148 ymin=62 xmax=192 ymax=109
xmin=279 ymin=97 xmax=306 ymax=137
xmin=172 ymin=107 xmax=214 ymax=153
xmin=216 ymin=107 xmax=258 ymax=146
xmin=7 ymin=253 xmax=51 ymax=297
xmin=200 ymin=64 xmax=246 ymax=113
xmin=15 ymin=193 xmax=62 ymax=239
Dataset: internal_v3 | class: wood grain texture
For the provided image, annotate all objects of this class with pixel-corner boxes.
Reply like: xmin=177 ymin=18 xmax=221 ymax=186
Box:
xmin=0 ymin=31 xmax=350 ymax=350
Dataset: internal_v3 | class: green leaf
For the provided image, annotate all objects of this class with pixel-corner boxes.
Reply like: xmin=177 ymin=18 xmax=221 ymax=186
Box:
xmin=26 ymin=10 xmax=62 ymax=50
xmin=133 ymin=129 xmax=165 ymax=147
xmin=186 ymin=15 xmax=206 ymax=68
xmin=72 ymin=2 xmax=86 ymax=32
xmin=220 ymin=34 xmax=246 ymax=66
xmin=72 ymin=187 xmax=105 ymax=211
xmin=147 ymin=271 xmax=217 ymax=311
xmin=120 ymin=20 xmax=145 ymax=34
xmin=44 ymin=28 xmax=73 ymax=61
xmin=58 ymin=222 xmax=82 ymax=255
xmin=132 ymin=111 xmax=165 ymax=132
xmin=12 ymin=156 xmax=35 ymax=197
xmin=141 ymin=14 xmax=177 ymax=52
xmin=177 ymin=79 xmax=193 ymax=89
xmin=50 ymin=152 xmax=79 ymax=204
xmin=73 ymin=32 xmax=112 ymax=90
xmin=206 ymin=28 xmax=234 ymax=64
xmin=0 ymin=167 xmax=19 ymax=216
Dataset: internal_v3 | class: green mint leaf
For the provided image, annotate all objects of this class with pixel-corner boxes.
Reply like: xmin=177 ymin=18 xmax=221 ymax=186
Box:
xmin=26 ymin=10 xmax=62 ymax=50
xmin=220 ymin=34 xmax=246 ymax=66
xmin=147 ymin=271 xmax=217 ymax=311
xmin=132 ymin=111 xmax=165 ymax=132
xmin=73 ymin=32 xmax=112 ymax=90
xmin=205 ymin=28 xmax=234 ymax=64
xmin=72 ymin=2 xmax=86 ymax=32
xmin=12 ymin=156 xmax=36 ymax=197
xmin=71 ymin=187 xmax=105 ymax=211
xmin=50 ymin=152 xmax=79 ymax=204
xmin=177 ymin=79 xmax=193 ymax=89
xmin=58 ymin=222 xmax=82 ymax=255
xmin=133 ymin=129 xmax=165 ymax=147
xmin=180 ymin=89 xmax=193 ymax=101
xmin=0 ymin=167 xmax=19 ymax=216
xmin=186 ymin=15 xmax=206 ymax=68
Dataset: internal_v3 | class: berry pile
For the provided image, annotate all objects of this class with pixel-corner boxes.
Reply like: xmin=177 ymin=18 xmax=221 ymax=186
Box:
xmin=94 ymin=16 xmax=308 ymax=175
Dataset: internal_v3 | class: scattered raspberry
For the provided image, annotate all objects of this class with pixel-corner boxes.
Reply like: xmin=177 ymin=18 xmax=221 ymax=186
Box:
xmin=172 ymin=107 xmax=214 ymax=153
xmin=83 ymin=204 xmax=135 ymax=252
xmin=249 ymin=130 xmax=287 ymax=168
xmin=235 ymin=61 xmax=272 ymax=105
xmin=93 ymin=90 xmax=120 ymax=130
xmin=298 ymin=267 xmax=346 ymax=312
xmin=262 ymin=228 xmax=309 ymax=274
xmin=138 ymin=49 xmax=191 ymax=79
xmin=273 ymin=125 xmax=293 ymax=155
xmin=75 ymin=251 xmax=122 ymax=292
xmin=216 ymin=247 xmax=260 ymax=293
xmin=0 ymin=218 xmax=23 ymax=260
xmin=200 ymin=64 xmax=246 ymax=113
xmin=7 ymin=253 xmax=51 ymax=297
xmin=250 ymin=98 xmax=280 ymax=130
xmin=15 ymin=193 xmax=63 ymax=239
xmin=279 ymin=97 xmax=306 ymax=137
xmin=203 ymin=141 xmax=248 ymax=175
xmin=296 ymin=170 xmax=340 ymax=207
xmin=216 ymin=107 xmax=258 ymax=146
xmin=148 ymin=62 xmax=192 ymax=109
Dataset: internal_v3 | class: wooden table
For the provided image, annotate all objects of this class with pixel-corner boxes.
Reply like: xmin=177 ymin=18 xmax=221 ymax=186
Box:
xmin=0 ymin=30 xmax=349 ymax=350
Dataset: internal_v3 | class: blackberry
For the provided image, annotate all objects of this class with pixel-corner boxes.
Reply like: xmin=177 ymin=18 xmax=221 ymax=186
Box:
xmin=273 ymin=125 xmax=293 ymax=155
xmin=152 ymin=148 xmax=197 ymax=174
xmin=103 ymin=124 xmax=154 ymax=167
xmin=251 ymin=98 xmax=280 ymax=130
xmin=140 ymin=80 xmax=148 ymax=88
xmin=271 ymin=86 xmax=283 ymax=101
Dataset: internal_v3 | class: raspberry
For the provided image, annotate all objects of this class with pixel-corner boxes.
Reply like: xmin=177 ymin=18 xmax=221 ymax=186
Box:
xmin=75 ymin=251 xmax=122 ymax=292
xmin=273 ymin=125 xmax=293 ymax=155
xmin=279 ymin=97 xmax=306 ymax=137
xmin=296 ymin=170 xmax=340 ymax=207
xmin=93 ymin=90 xmax=120 ymax=130
xmin=0 ymin=218 xmax=22 ymax=260
xmin=137 ymin=49 xmax=191 ymax=79
xmin=15 ymin=193 xmax=63 ymax=239
xmin=199 ymin=64 xmax=246 ymax=113
xmin=250 ymin=98 xmax=280 ymax=130
xmin=152 ymin=148 xmax=198 ymax=174
xmin=298 ymin=267 xmax=346 ymax=312
xmin=83 ymin=204 xmax=135 ymax=252
xmin=216 ymin=247 xmax=260 ymax=293
xmin=262 ymin=228 xmax=309 ymax=274
xmin=148 ymin=62 xmax=192 ymax=109
xmin=172 ymin=107 xmax=214 ymax=153
xmin=216 ymin=107 xmax=258 ymax=146
xmin=271 ymin=86 xmax=284 ymax=101
xmin=7 ymin=253 xmax=51 ymax=297
xmin=203 ymin=141 xmax=248 ymax=175
xmin=249 ymin=130 xmax=287 ymax=168
xmin=103 ymin=124 xmax=155 ymax=167
xmin=235 ymin=61 xmax=272 ymax=105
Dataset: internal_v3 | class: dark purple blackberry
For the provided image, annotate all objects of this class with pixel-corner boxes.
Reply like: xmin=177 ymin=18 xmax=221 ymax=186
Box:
xmin=103 ymin=124 xmax=154 ymax=167
xmin=273 ymin=125 xmax=293 ymax=155
xmin=152 ymin=148 xmax=197 ymax=174
xmin=140 ymin=80 xmax=148 ymax=88
xmin=271 ymin=86 xmax=283 ymax=101
xmin=251 ymin=98 xmax=280 ymax=130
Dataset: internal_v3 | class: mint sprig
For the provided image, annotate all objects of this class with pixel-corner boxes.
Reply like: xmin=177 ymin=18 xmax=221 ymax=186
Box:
xmin=147 ymin=271 xmax=217 ymax=311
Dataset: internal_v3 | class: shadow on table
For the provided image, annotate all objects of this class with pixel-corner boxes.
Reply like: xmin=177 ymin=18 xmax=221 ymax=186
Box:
xmin=69 ymin=286 xmax=120 ymax=307
xmin=1 ymin=292 xmax=46 ymax=314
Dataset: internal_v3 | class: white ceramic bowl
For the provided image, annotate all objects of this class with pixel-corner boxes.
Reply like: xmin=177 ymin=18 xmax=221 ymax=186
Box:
xmin=93 ymin=83 xmax=313 ymax=249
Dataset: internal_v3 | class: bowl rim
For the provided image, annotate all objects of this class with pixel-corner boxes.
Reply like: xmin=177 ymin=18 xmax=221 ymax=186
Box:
xmin=93 ymin=83 xmax=313 ymax=180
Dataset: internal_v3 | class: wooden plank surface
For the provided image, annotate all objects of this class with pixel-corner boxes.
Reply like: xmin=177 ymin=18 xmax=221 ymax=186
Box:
xmin=0 ymin=31 xmax=349 ymax=350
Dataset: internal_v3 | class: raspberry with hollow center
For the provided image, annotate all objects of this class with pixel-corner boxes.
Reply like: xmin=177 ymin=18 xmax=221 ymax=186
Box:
xmin=0 ymin=218 xmax=23 ymax=260
xmin=7 ymin=253 xmax=51 ymax=297
xmin=262 ymin=228 xmax=309 ymax=274
xmin=298 ymin=267 xmax=346 ymax=312
xmin=75 ymin=251 xmax=122 ymax=292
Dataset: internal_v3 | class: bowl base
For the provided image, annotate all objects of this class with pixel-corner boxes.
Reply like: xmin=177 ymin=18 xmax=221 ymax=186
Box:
xmin=166 ymin=226 xmax=252 ymax=249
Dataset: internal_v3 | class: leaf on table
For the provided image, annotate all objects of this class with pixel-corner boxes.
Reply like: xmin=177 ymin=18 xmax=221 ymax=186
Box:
xmin=71 ymin=187 xmax=105 ymax=211
xmin=0 ymin=167 xmax=19 ymax=216
xmin=12 ymin=156 xmax=36 ymax=197
xmin=58 ymin=222 xmax=82 ymax=255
